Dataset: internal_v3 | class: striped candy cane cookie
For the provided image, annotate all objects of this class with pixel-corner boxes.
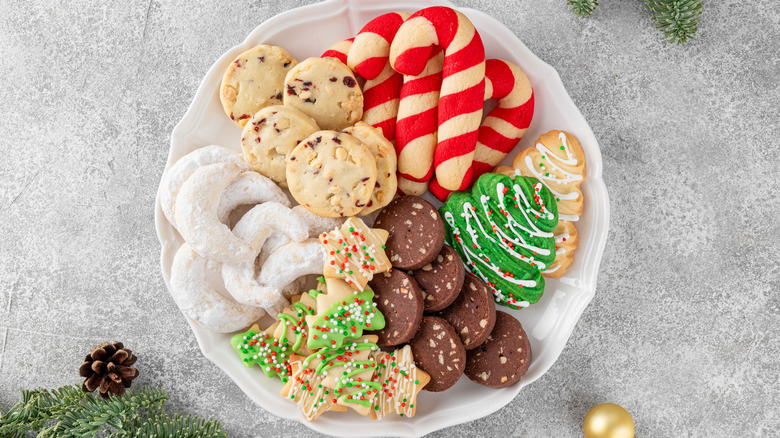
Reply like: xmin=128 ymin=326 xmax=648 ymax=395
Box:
xmin=396 ymin=46 xmax=444 ymax=183
xmin=323 ymin=35 xmax=404 ymax=142
xmin=321 ymin=38 xmax=353 ymax=63
xmin=397 ymin=176 xmax=429 ymax=196
xmin=472 ymin=59 xmax=534 ymax=177
xmin=390 ymin=6 xmax=486 ymax=191
xmin=347 ymin=12 xmax=410 ymax=80
xmin=428 ymin=59 xmax=535 ymax=201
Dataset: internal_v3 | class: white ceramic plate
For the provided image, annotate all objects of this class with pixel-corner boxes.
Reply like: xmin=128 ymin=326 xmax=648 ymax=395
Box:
xmin=155 ymin=0 xmax=610 ymax=436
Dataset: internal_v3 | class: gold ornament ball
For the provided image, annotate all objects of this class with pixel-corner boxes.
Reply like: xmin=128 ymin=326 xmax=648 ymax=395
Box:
xmin=583 ymin=403 xmax=635 ymax=438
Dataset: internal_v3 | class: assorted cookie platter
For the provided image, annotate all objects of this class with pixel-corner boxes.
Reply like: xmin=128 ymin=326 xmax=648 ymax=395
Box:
xmin=155 ymin=0 xmax=609 ymax=435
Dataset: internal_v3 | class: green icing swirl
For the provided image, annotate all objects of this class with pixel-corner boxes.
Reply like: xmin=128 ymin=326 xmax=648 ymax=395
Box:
xmin=307 ymin=289 xmax=385 ymax=350
xmin=303 ymin=340 xmax=381 ymax=407
xmin=440 ymin=173 xmax=558 ymax=309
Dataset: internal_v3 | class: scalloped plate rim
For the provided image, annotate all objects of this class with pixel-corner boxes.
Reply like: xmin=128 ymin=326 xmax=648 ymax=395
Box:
xmin=155 ymin=1 xmax=610 ymax=436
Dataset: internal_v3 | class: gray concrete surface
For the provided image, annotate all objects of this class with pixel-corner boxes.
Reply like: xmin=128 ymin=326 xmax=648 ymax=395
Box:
xmin=1 ymin=0 xmax=778 ymax=436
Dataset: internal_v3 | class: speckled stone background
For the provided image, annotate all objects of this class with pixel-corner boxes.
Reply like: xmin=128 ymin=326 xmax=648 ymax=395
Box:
xmin=1 ymin=0 xmax=778 ymax=436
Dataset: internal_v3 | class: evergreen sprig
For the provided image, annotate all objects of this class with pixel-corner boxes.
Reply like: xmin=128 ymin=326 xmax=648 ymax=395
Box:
xmin=0 ymin=384 xmax=226 ymax=438
xmin=567 ymin=0 xmax=600 ymax=17
xmin=645 ymin=0 xmax=704 ymax=44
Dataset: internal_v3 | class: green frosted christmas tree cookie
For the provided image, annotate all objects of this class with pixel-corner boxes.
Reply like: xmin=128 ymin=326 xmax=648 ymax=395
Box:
xmin=440 ymin=173 xmax=558 ymax=309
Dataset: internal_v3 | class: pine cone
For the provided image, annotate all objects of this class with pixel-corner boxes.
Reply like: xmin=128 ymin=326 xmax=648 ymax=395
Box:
xmin=79 ymin=342 xmax=139 ymax=399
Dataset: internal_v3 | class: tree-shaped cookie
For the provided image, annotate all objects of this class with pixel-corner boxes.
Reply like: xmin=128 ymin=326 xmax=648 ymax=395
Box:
xmin=287 ymin=335 xmax=382 ymax=417
xmin=440 ymin=173 xmax=558 ymax=309
xmin=305 ymin=277 xmax=385 ymax=350
xmin=369 ymin=345 xmax=430 ymax=420
xmin=230 ymin=291 xmax=318 ymax=382
xmin=497 ymin=130 xmax=586 ymax=277
xmin=320 ymin=217 xmax=392 ymax=290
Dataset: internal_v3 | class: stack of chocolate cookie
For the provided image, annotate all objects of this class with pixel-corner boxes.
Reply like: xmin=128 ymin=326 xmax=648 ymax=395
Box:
xmin=370 ymin=196 xmax=533 ymax=391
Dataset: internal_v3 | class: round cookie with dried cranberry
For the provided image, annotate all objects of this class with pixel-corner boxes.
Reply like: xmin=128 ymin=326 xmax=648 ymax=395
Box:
xmin=413 ymin=244 xmax=465 ymax=312
xmin=367 ymin=270 xmax=424 ymax=347
xmin=373 ymin=196 xmax=444 ymax=271
xmin=409 ymin=316 xmax=466 ymax=392
xmin=465 ymin=311 xmax=532 ymax=388
xmin=283 ymin=57 xmax=363 ymax=131
xmin=220 ymin=44 xmax=297 ymax=126
xmin=438 ymin=275 xmax=496 ymax=350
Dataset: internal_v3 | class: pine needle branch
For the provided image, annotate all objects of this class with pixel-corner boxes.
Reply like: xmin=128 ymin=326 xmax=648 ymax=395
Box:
xmin=567 ymin=0 xmax=600 ymax=18
xmin=645 ymin=0 xmax=704 ymax=44
xmin=0 ymin=384 xmax=225 ymax=438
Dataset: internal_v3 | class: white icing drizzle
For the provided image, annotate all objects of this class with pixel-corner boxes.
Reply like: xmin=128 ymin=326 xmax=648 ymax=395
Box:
xmin=523 ymin=131 xmax=582 ymax=201
xmin=371 ymin=346 xmax=421 ymax=419
xmin=443 ymin=210 xmax=533 ymax=309
xmin=518 ymin=132 xmax=584 ymax=275
xmin=555 ymin=233 xmax=570 ymax=243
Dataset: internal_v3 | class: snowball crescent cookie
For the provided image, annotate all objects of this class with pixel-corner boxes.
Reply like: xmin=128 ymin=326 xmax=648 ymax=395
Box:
xmin=241 ymin=105 xmax=320 ymax=187
xmin=220 ymin=44 xmax=297 ymax=126
xmin=286 ymin=130 xmax=377 ymax=217
xmin=343 ymin=122 xmax=398 ymax=215
xmin=283 ymin=57 xmax=363 ymax=130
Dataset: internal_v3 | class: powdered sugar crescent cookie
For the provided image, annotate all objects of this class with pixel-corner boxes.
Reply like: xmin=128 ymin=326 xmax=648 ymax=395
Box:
xmin=220 ymin=45 xmax=297 ymax=126
xmin=256 ymin=206 xmax=346 ymax=267
xmin=241 ymin=105 xmax=319 ymax=187
xmin=256 ymin=239 xmax=327 ymax=315
xmin=160 ymin=145 xmax=249 ymax=229
xmin=217 ymin=171 xmax=290 ymax=223
xmin=221 ymin=203 xmax=309 ymax=312
xmin=170 ymin=243 xmax=264 ymax=333
xmin=343 ymin=122 xmax=398 ymax=215
xmin=286 ymin=131 xmax=377 ymax=217
xmin=283 ymin=57 xmax=363 ymax=131
xmin=175 ymin=162 xmax=255 ymax=264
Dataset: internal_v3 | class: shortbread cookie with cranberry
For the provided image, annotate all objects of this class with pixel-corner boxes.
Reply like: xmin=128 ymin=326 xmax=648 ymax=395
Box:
xmin=241 ymin=105 xmax=319 ymax=187
xmin=220 ymin=45 xmax=296 ymax=126
xmin=286 ymin=131 xmax=377 ymax=217
xmin=343 ymin=122 xmax=398 ymax=215
xmin=283 ymin=57 xmax=363 ymax=130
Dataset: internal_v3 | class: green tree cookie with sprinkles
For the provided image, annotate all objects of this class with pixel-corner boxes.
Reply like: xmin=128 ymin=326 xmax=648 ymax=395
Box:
xmin=230 ymin=293 xmax=318 ymax=381
xmin=305 ymin=277 xmax=385 ymax=350
xmin=440 ymin=173 xmax=558 ymax=309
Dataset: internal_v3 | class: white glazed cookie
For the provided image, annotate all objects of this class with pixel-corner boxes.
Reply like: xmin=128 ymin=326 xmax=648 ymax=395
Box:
xmin=286 ymin=130 xmax=377 ymax=217
xmin=220 ymin=45 xmax=297 ymax=127
xmin=283 ymin=57 xmax=363 ymax=131
xmin=343 ymin=122 xmax=398 ymax=215
xmin=241 ymin=105 xmax=319 ymax=187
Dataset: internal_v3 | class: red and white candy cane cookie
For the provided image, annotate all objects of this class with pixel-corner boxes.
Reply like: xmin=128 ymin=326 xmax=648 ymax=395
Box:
xmin=472 ymin=59 xmax=534 ymax=177
xmin=323 ymin=35 xmax=404 ymax=142
xmin=321 ymin=38 xmax=353 ymax=64
xmin=396 ymin=46 xmax=444 ymax=183
xmin=397 ymin=176 xmax=429 ymax=196
xmin=428 ymin=59 xmax=535 ymax=201
xmin=347 ymin=12 xmax=409 ymax=80
xmin=390 ymin=6 xmax=486 ymax=192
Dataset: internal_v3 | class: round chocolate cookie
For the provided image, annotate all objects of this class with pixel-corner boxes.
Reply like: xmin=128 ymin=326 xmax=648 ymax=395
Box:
xmin=368 ymin=270 xmax=424 ymax=346
xmin=439 ymin=275 xmax=496 ymax=350
xmin=373 ymin=196 xmax=444 ymax=270
xmin=413 ymin=244 xmax=465 ymax=312
xmin=465 ymin=311 xmax=532 ymax=388
xmin=409 ymin=316 xmax=466 ymax=392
